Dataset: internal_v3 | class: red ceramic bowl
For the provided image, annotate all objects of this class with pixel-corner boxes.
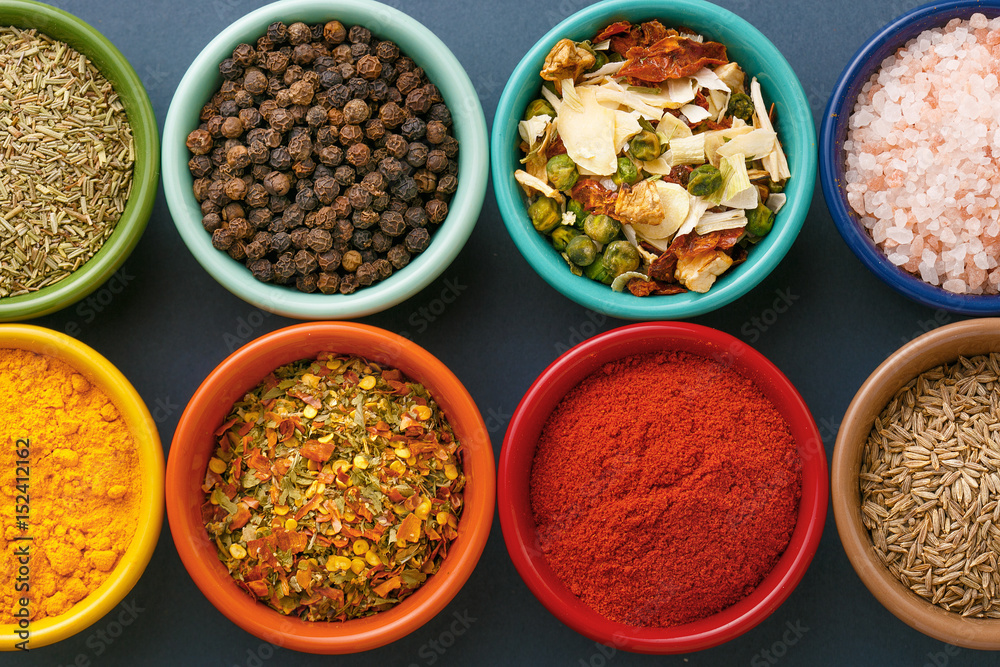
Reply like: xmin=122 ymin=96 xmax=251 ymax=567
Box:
xmin=498 ymin=322 xmax=827 ymax=653
xmin=165 ymin=322 xmax=495 ymax=654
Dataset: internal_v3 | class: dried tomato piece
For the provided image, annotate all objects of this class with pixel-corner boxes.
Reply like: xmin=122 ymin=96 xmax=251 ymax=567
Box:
xmin=571 ymin=179 xmax=618 ymax=216
xmin=545 ymin=136 xmax=568 ymax=159
xmin=618 ymin=35 xmax=728 ymax=83
xmin=648 ymin=251 xmax=678 ymax=282
xmin=594 ymin=20 xmax=632 ymax=42
xmin=627 ymin=278 xmax=688 ymax=296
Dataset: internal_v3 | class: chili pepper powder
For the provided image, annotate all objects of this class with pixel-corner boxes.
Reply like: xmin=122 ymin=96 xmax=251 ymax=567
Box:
xmin=529 ymin=350 xmax=801 ymax=628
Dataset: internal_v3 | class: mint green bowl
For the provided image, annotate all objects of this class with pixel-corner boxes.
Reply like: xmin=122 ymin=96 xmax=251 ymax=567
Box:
xmin=162 ymin=0 xmax=488 ymax=319
xmin=0 ymin=0 xmax=159 ymax=322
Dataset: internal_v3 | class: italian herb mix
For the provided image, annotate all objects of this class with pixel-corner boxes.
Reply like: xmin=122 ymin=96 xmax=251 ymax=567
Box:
xmin=202 ymin=353 xmax=465 ymax=620
xmin=515 ymin=20 xmax=790 ymax=296
xmin=186 ymin=20 xmax=459 ymax=296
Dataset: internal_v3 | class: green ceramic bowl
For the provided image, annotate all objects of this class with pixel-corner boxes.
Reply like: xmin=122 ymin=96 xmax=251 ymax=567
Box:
xmin=162 ymin=0 xmax=489 ymax=319
xmin=0 ymin=0 xmax=159 ymax=322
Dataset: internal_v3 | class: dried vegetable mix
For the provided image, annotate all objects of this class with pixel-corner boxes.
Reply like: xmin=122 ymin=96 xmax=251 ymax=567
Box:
xmin=202 ymin=353 xmax=464 ymax=620
xmin=0 ymin=27 xmax=135 ymax=297
xmin=515 ymin=20 xmax=790 ymax=295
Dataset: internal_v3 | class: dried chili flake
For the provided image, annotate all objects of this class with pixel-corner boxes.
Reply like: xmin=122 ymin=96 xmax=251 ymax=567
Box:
xmin=202 ymin=353 xmax=465 ymax=621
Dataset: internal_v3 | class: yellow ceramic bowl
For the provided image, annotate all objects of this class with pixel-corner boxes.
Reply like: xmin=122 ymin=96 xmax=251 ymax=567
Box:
xmin=0 ymin=325 xmax=163 ymax=650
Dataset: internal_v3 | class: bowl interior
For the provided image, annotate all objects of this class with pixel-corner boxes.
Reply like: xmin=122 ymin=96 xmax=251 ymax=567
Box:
xmin=499 ymin=322 xmax=827 ymax=653
xmin=833 ymin=318 xmax=1000 ymax=649
xmin=0 ymin=0 xmax=158 ymax=322
xmin=0 ymin=324 xmax=164 ymax=650
xmin=490 ymin=0 xmax=817 ymax=320
xmin=161 ymin=0 xmax=488 ymax=320
xmin=165 ymin=322 xmax=495 ymax=654
xmin=819 ymin=0 xmax=1000 ymax=315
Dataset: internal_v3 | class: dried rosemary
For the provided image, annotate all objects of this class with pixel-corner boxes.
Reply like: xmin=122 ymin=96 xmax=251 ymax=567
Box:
xmin=202 ymin=353 xmax=465 ymax=621
xmin=0 ymin=27 xmax=134 ymax=297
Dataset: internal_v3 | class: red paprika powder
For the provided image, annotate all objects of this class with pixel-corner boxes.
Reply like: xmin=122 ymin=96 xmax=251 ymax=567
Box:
xmin=529 ymin=350 xmax=801 ymax=627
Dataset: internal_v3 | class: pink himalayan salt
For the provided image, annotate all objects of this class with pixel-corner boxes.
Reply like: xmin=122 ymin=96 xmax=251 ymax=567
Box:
xmin=844 ymin=13 xmax=1000 ymax=294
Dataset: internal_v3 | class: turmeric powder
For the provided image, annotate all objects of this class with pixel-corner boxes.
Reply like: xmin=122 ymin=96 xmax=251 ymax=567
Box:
xmin=0 ymin=348 xmax=141 ymax=623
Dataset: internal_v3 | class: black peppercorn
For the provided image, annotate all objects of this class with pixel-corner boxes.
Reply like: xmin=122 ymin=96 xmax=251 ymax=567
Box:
xmin=295 ymin=187 xmax=319 ymax=211
xmin=332 ymin=218 xmax=354 ymax=243
xmin=282 ymin=204 xmax=306 ymax=228
xmin=395 ymin=72 xmax=420 ymax=96
xmin=384 ymin=134 xmax=408 ymax=159
xmin=314 ymin=177 xmax=340 ymax=204
xmin=439 ymin=135 xmax=459 ymax=158
xmin=340 ymin=124 xmax=364 ymax=146
xmin=387 ymin=244 xmax=410 ymax=269
xmin=189 ymin=154 xmax=213 ymax=177
xmin=324 ymin=21 xmax=346 ymax=44
xmin=247 ymin=141 xmax=270 ymax=165
xmin=263 ymin=50 xmax=290 ymax=74
xmin=287 ymin=22 xmax=311 ymax=45
xmin=227 ymin=239 xmax=247 ymax=261
xmin=211 ymin=227 xmax=235 ymax=250
xmin=346 ymin=77 xmax=369 ymax=100
xmin=317 ymin=249 xmax=342 ymax=272
xmin=222 ymin=202 xmax=245 ymax=221
xmin=405 ymin=88 xmax=432 ymax=115
xmin=372 ymin=258 xmax=393 ymax=280
xmin=228 ymin=217 xmax=254 ymax=240
xmin=317 ymin=272 xmax=340 ymax=294
xmin=226 ymin=144 xmax=251 ymax=170
xmin=248 ymin=258 xmax=273 ymax=282
xmin=239 ymin=107 xmax=262 ymax=130
xmin=403 ymin=205 xmax=428 ymax=228
xmin=268 ymin=108 xmax=295 ymax=133
xmin=317 ymin=145 xmax=344 ymax=167
xmin=375 ymin=40 xmax=398 ymax=61
xmin=406 ymin=143 xmax=428 ymax=168
xmin=379 ymin=61 xmax=398 ymax=85
xmin=346 ymin=143 xmax=371 ymax=168
xmin=263 ymin=170 xmax=291 ymax=196
xmin=339 ymin=273 xmax=358 ymax=294
xmin=425 ymin=149 xmax=448 ymax=173
xmin=244 ymin=69 xmax=268 ymax=95
xmin=274 ymin=252 xmax=296 ymax=281
xmin=219 ymin=58 xmax=243 ymax=80
xmin=357 ymin=54 xmax=381 ymax=80
xmin=296 ymin=273 xmax=318 ymax=292
xmin=207 ymin=180 xmax=231 ymax=206
xmin=350 ymin=42 xmax=370 ymax=59
xmin=379 ymin=102 xmax=406 ymax=129
xmin=201 ymin=199 xmax=220 ymax=216
xmin=400 ymin=117 xmax=426 ymax=142
xmin=305 ymin=228 xmax=332 ymax=253
xmin=271 ymin=231 xmax=292 ymax=254
xmin=425 ymin=120 xmax=448 ymax=145
xmin=186 ymin=129 xmax=214 ymax=155
xmin=246 ymin=183 xmax=269 ymax=208
xmin=202 ymin=213 xmax=222 ymax=232
xmin=269 ymin=195 xmax=290 ymax=213
xmin=346 ymin=183 xmax=372 ymax=210
xmin=425 ymin=198 xmax=448 ymax=223
xmin=245 ymin=239 xmax=268 ymax=261
xmin=371 ymin=231 xmax=392 ymax=253
xmin=428 ymin=103 xmax=452 ymax=126
xmin=390 ymin=176 xmax=418 ymax=202
xmin=378 ymin=156 xmax=405 ymax=182
xmin=348 ymin=25 xmax=371 ymax=44
xmin=360 ymin=248 xmax=376 ymax=264
xmin=248 ymin=207 xmax=273 ymax=228
xmin=379 ymin=210 xmax=406 ymax=237
xmin=352 ymin=208 xmax=379 ymax=230
xmin=292 ymin=248 xmax=317 ymax=274
xmin=331 ymin=195 xmax=353 ymax=220
xmin=414 ymin=169 xmax=436 ymax=194
xmin=368 ymin=79 xmax=389 ymax=104
xmin=267 ymin=21 xmax=288 ymax=44
xmin=404 ymin=227 xmax=430 ymax=253
xmin=342 ymin=99 xmax=370 ymax=125
xmin=355 ymin=262 xmax=375 ymax=286
xmin=341 ymin=249 xmax=362 ymax=273
xmin=436 ymin=174 xmax=458 ymax=196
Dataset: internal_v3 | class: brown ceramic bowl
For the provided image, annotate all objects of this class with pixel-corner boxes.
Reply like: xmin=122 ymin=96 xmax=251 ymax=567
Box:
xmin=832 ymin=318 xmax=1000 ymax=648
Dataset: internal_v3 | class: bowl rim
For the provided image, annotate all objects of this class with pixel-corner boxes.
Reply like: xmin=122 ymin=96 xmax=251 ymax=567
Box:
xmin=0 ymin=0 xmax=159 ymax=322
xmin=819 ymin=0 xmax=1000 ymax=315
xmin=498 ymin=321 xmax=828 ymax=653
xmin=0 ymin=324 xmax=164 ymax=650
xmin=161 ymin=0 xmax=489 ymax=320
xmin=832 ymin=317 xmax=1000 ymax=649
xmin=489 ymin=0 xmax=817 ymax=320
xmin=164 ymin=321 xmax=495 ymax=654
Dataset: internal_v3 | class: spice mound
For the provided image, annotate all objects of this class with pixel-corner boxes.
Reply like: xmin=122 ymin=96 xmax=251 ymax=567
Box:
xmin=187 ymin=20 xmax=460 ymax=296
xmin=0 ymin=27 xmax=135 ymax=298
xmin=516 ymin=20 xmax=789 ymax=297
xmin=530 ymin=351 xmax=801 ymax=627
xmin=0 ymin=348 xmax=140 ymax=622
xmin=845 ymin=13 xmax=1000 ymax=294
xmin=203 ymin=353 xmax=464 ymax=621
xmin=861 ymin=353 xmax=1000 ymax=618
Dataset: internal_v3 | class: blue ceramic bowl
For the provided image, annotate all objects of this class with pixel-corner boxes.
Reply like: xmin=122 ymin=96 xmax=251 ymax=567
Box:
xmin=820 ymin=0 xmax=1000 ymax=315
xmin=491 ymin=0 xmax=816 ymax=320
xmin=163 ymin=0 xmax=488 ymax=320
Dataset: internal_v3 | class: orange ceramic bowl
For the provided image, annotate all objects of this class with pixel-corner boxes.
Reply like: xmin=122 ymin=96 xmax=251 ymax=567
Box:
xmin=165 ymin=322 xmax=494 ymax=654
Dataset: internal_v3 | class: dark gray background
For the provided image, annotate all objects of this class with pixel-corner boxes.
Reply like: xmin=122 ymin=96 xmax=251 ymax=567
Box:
xmin=8 ymin=0 xmax=978 ymax=665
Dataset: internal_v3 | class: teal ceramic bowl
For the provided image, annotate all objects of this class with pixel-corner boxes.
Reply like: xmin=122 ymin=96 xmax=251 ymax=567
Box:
xmin=491 ymin=0 xmax=816 ymax=320
xmin=162 ymin=0 xmax=488 ymax=319
xmin=0 ymin=0 xmax=158 ymax=322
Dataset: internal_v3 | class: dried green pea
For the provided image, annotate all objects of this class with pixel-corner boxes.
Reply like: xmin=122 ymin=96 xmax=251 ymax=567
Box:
xmin=612 ymin=157 xmax=639 ymax=186
xmin=728 ymin=92 xmax=755 ymax=123
xmin=546 ymin=154 xmax=579 ymax=191
xmin=584 ymin=252 xmax=614 ymax=284
xmin=583 ymin=213 xmax=620 ymax=245
xmin=601 ymin=240 xmax=641 ymax=278
xmin=551 ymin=226 xmax=580 ymax=252
xmin=525 ymin=98 xmax=555 ymax=119
xmin=745 ymin=203 xmax=775 ymax=240
xmin=567 ymin=199 xmax=588 ymax=229
xmin=629 ymin=130 xmax=660 ymax=162
xmin=528 ymin=196 xmax=561 ymax=233
xmin=687 ymin=164 xmax=723 ymax=197
xmin=565 ymin=234 xmax=597 ymax=267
